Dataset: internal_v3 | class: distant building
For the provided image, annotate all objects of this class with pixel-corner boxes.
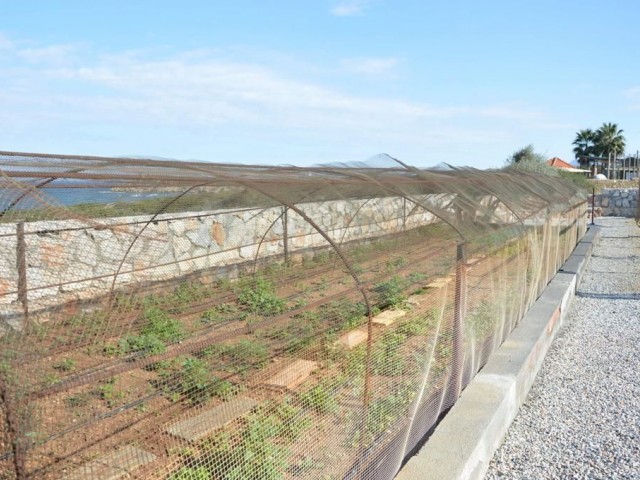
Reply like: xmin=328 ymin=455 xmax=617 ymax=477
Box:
xmin=546 ymin=157 xmax=591 ymax=175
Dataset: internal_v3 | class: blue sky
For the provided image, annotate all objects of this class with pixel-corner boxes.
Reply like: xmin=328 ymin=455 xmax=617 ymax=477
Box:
xmin=1 ymin=0 xmax=639 ymax=169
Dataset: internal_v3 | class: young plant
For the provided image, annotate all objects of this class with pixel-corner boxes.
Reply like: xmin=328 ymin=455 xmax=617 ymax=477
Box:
xmin=372 ymin=276 xmax=407 ymax=309
xmin=238 ymin=278 xmax=286 ymax=316
xmin=53 ymin=358 xmax=76 ymax=372
xmin=96 ymin=379 xmax=125 ymax=408
xmin=111 ymin=307 xmax=185 ymax=357
xmin=201 ymin=303 xmax=239 ymax=324
xmin=300 ymin=383 xmax=338 ymax=414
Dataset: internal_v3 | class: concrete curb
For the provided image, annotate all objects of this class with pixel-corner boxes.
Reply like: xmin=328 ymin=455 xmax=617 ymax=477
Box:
xmin=396 ymin=226 xmax=601 ymax=480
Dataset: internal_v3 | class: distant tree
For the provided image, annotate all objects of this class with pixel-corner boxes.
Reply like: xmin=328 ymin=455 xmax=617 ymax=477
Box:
xmin=572 ymin=129 xmax=596 ymax=167
xmin=594 ymin=122 xmax=625 ymax=158
xmin=504 ymin=145 xmax=557 ymax=175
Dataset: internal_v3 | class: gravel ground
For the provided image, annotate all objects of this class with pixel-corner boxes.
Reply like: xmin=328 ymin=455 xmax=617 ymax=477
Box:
xmin=485 ymin=217 xmax=640 ymax=480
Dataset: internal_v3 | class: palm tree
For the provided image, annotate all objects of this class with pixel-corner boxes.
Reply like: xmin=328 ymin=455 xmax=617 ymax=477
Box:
xmin=572 ymin=129 xmax=596 ymax=168
xmin=594 ymin=122 xmax=625 ymax=158
xmin=594 ymin=123 xmax=625 ymax=178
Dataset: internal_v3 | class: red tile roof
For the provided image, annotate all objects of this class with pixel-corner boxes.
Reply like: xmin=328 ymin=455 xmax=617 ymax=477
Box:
xmin=546 ymin=157 xmax=576 ymax=169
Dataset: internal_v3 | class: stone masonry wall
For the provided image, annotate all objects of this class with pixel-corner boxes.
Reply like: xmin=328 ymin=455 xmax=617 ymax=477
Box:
xmin=591 ymin=188 xmax=639 ymax=217
xmin=0 ymin=196 xmax=440 ymax=330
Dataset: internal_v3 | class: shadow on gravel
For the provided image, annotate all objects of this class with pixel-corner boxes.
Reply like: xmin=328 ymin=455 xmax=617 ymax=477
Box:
xmin=576 ymin=292 xmax=640 ymax=300
xmin=591 ymin=254 xmax=640 ymax=260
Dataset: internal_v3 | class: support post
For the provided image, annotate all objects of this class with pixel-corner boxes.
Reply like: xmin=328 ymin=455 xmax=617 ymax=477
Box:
xmin=451 ymin=242 xmax=466 ymax=399
xmin=591 ymin=187 xmax=595 ymax=225
xmin=402 ymin=197 xmax=407 ymax=231
xmin=16 ymin=222 xmax=28 ymax=322
xmin=282 ymin=206 xmax=289 ymax=264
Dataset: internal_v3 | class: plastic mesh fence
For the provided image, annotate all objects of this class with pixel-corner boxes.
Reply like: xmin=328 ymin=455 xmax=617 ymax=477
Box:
xmin=0 ymin=151 xmax=587 ymax=479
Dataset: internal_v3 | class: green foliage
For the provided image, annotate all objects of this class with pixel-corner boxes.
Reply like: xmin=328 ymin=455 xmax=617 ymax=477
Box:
xmin=572 ymin=128 xmax=596 ymax=165
xmin=396 ymin=308 xmax=438 ymax=337
xmin=141 ymin=307 xmax=185 ymax=342
xmin=407 ymin=272 xmax=427 ymax=285
xmin=224 ymin=339 xmax=270 ymax=371
xmin=178 ymin=357 xmax=216 ymax=404
xmin=300 ymin=383 xmax=338 ymax=414
xmin=385 ymin=256 xmax=407 ymax=272
xmin=202 ymin=399 xmax=308 ymax=480
xmin=557 ymin=169 xmax=592 ymax=191
xmin=320 ymin=300 xmax=366 ymax=331
xmin=108 ymin=307 xmax=185 ymax=357
xmin=366 ymin=385 xmax=415 ymax=439
xmin=53 ymin=358 xmax=76 ymax=372
xmin=201 ymin=303 xmax=239 ymax=324
xmin=162 ymin=356 xmax=239 ymax=404
xmin=64 ymin=393 xmax=90 ymax=408
xmin=371 ymin=331 xmax=405 ymax=376
xmin=467 ymin=300 xmax=499 ymax=340
xmin=118 ymin=333 xmax=167 ymax=356
xmin=504 ymin=145 xmax=557 ymax=175
xmin=594 ymin=122 xmax=626 ymax=158
xmin=96 ymin=379 xmax=125 ymax=408
xmin=372 ymin=276 xmax=407 ymax=309
xmin=238 ymin=278 xmax=286 ymax=316
xmin=168 ymin=467 xmax=211 ymax=480
xmin=172 ymin=282 xmax=208 ymax=306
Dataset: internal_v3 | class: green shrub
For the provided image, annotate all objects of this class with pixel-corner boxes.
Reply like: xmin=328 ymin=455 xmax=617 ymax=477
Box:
xmin=202 ymin=400 xmax=308 ymax=480
xmin=118 ymin=332 xmax=167 ymax=356
xmin=163 ymin=356 xmax=239 ymax=404
xmin=110 ymin=307 xmax=185 ymax=357
xmin=96 ymin=379 xmax=125 ymax=408
xmin=366 ymin=385 xmax=415 ymax=439
xmin=238 ymin=278 xmax=286 ymax=316
xmin=225 ymin=340 xmax=270 ymax=370
xmin=141 ymin=307 xmax=185 ymax=342
xmin=201 ymin=303 xmax=239 ymax=324
xmin=320 ymin=300 xmax=366 ymax=330
xmin=300 ymin=384 xmax=338 ymax=414
xmin=372 ymin=276 xmax=407 ymax=309
xmin=53 ymin=358 xmax=76 ymax=372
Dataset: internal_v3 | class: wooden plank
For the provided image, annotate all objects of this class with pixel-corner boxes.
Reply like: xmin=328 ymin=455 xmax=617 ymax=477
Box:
xmin=425 ymin=277 xmax=452 ymax=289
xmin=165 ymin=397 xmax=259 ymax=442
xmin=64 ymin=445 xmax=156 ymax=480
xmin=407 ymin=294 xmax=429 ymax=306
xmin=335 ymin=329 xmax=368 ymax=349
xmin=265 ymin=359 xmax=319 ymax=389
xmin=372 ymin=309 xmax=406 ymax=326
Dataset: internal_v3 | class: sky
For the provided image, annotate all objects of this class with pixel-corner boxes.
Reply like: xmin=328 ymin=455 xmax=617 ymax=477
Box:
xmin=1 ymin=0 xmax=640 ymax=169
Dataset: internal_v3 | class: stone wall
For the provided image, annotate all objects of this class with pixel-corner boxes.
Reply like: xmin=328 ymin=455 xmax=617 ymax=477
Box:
xmin=591 ymin=188 xmax=639 ymax=217
xmin=0 ymin=196 xmax=440 ymax=329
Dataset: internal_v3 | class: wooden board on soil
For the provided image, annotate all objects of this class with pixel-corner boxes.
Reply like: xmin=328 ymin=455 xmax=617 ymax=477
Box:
xmin=63 ymin=445 xmax=156 ymax=480
xmin=265 ymin=359 xmax=319 ymax=389
xmin=165 ymin=397 xmax=259 ymax=443
xmin=372 ymin=309 xmax=406 ymax=326
xmin=335 ymin=329 xmax=368 ymax=349
xmin=425 ymin=277 xmax=452 ymax=289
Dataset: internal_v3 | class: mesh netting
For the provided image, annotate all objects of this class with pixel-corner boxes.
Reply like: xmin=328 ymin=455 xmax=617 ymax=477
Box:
xmin=0 ymin=151 xmax=587 ymax=479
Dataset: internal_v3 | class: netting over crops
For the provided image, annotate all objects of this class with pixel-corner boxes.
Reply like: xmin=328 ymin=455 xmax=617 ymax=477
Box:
xmin=0 ymin=151 xmax=588 ymax=480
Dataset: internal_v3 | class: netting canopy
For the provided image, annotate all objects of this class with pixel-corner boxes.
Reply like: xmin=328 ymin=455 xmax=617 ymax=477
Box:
xmin=0 ymin=151 xmax=587 ymax=479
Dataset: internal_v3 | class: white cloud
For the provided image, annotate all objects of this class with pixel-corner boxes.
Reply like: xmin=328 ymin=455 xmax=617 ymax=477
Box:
xmin=0 ymin=33 xmax=13 ymax=50
xmin=342 ymin=57 xmax=399 ymax=75
xmin=49 ymin=54 xmax=433 ymax=129
xmin=17 ymin=44 xmax=80 ymax=65
xmin=0 ymin=42 xmax=557 ymax=167
xmin=331 ymin=1 xmax=369 ymax=17
xmin=3 ymin=49 xmax=549 ymax=132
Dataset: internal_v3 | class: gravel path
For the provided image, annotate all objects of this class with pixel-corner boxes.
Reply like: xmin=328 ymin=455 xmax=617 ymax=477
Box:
xmin=485 ymin=217 xmax=640 ymax=480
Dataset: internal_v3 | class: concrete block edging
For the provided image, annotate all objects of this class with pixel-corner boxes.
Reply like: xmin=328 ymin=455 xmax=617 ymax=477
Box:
xmin=396 ymin=226 xmax=600 ymax=480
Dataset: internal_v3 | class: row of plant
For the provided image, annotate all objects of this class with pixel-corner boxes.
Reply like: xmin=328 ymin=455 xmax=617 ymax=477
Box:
xmin=19 ymin=226 xmax=536 ymax=478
